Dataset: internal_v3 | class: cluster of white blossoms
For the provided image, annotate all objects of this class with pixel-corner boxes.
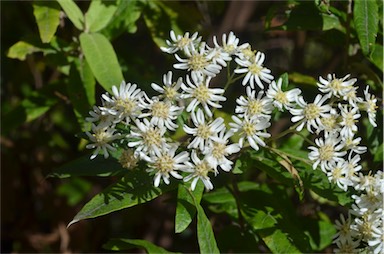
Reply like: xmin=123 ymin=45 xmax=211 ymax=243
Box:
xmin=83 ymin=30 xmax=382 ymax=252
xmin=85 ymin=30 xmax=277 ymax=191
xmin=287 ymin=73 xmax=382 ymax=254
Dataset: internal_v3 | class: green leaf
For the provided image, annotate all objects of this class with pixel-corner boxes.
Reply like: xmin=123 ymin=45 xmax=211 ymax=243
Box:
xmin=354 ymin=0 xmax=379 ymax=55
xmin=103 ymin=0 xmax=142 ymax=39
xmin=142 ymin=1 xmax=183 ymax=48
xmin=33 ymin=1 xmax=61 ymax=43
xmin=85 ymin=0 xmax=117 ymax=33
xmin=48 ymin=154 xmax=126 ymax=178
xmin=103 ymin=238 xmax=180 ymax=253
xmin=175 ymin=182 xmax=204 ymax=233
xmin=57 ymin=177 xmax=92 ymax=206
xmin=289 ymin=72 xmax=317 ymax=86
xmin=68 ymin=170 xmax=176 ymax=227
xmin=196 ymin=204 xmax=220 ymax=254
xmin=2 ymin=89 xmax=58 ymax=135
xmin=57 ymin=0 xmax=84 ymax=30
xmin=369 ymin=44 xmax=383 ymax=71
xmin=67 ymin=59 xmax=95 ymax=128
xmin=79 ymin=32 xmax=124 ymax=92
xmin=7 ymin=41 xmax=44 ymax=61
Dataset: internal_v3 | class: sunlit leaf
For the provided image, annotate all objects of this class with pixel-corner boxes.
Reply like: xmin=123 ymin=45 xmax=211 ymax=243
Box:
xmin=85 ymin=0 xmax=117 ymax=32
xmin=33 ymin=1 xmax=61 ymax=43
xmin=57 ymin=0 xmax=84 ymax=30
xmin=68 ymin=171 xmax=176 ymax=227
xmin=79 ymin=32 xmax=124 ymax=92
xmin=175 ymin=182 xmax=204 ymax=233
xmin=353 ymin=0 xmax=379 ymax=55
xmin=103 ymin=238 xmax=180 ymax=253
xmin=7 ymin=41 xmax=44 ymax=61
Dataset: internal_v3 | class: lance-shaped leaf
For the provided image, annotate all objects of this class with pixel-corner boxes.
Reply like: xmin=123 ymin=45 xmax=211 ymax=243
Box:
xmin=103 ymin=238 xmax=181 ymax=253
xmin=84 ymin=0 xmax=117 ymax=32
xmin=33 ymin=1 xmax=61 ymax=43
xmin=175 ymin=182 xmax=203 ymax=233
xmin=68 ymin=170 xmax=177 ymax=227
xmin=196 ymin=204 xmax=220 ymax=254
xmin=354 ymin=0 xmax=379 ymax=55
xmin=7 ymin=41 xmax=44 ymax=61
xmin=79 ymin=32 xmax=124 ymax=92
xmin=57 ymin=0 xmax=84 ymax=30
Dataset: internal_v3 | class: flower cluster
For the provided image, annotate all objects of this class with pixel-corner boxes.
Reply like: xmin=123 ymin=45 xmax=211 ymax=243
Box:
xmin=286 ymin=74 xmax=382 ymax=254
xmin=85 ymin=31 xmax=275 ymax=191
xmin=83 ymin=30 xmax=382 ymax=253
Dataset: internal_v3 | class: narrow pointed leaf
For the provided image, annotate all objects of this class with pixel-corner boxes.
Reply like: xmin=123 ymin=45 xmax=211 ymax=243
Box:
xmin=57 ymin=0 xmax=84 ymax=30
xmin=79 ymin=32 xmax=124 ymax=92
xmin=196 ymin=204 xmax=220 ymax=254
xmin=7 ymin=41 xmax=44 ymax=61
xmin=85 ymin=0 xmax=117 ymax=32
xmin=33 ymin=1 xmax=61 ymax=43
xmin=68 ymin=171 xmax=176 ymax=227
xmin=175 ymin=182 xmax=203 ymax=233
xmin=353 ymin=0 xmax=379 ymax=55
xmin=103 ymin=238 xmax=180 ymax=253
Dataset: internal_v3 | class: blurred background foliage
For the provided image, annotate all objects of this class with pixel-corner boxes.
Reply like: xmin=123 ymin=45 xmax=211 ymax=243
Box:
xmin=1 ymin=0 xmax=382 ymax=252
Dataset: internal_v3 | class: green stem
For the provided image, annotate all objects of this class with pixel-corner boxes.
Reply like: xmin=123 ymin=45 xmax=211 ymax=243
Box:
xmin=266 ymin=122 xmax=301 ymax=143
xmin=266 ymin=146 xmax=312 ymax=166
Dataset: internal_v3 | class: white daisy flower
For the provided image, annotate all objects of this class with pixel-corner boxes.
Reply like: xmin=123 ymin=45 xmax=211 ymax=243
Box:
xmin=363 ymin=86 xmax=378 ymax=127
xmin=236 ymin=86 xmax=273 ymax=119
xmin=266 ymin=78 xmax=301 ymax=111
xmin=342 ymin=136 xmax=367 ymax=154
xmin=183 ymin=109 xmax=225 ymax=151
xmin=338 ymin=104 xmax=361 ymax=138
xmin=181 ymin=74 xmax=226 ymax=117
xmin=143 ymin=144 xmax=190 ymax=187
xmin=368 ymin=225 xmax=384 ymax=254
xmin=353 ymin=172 xmax=376 ymax=192
xmin=333 ymin=214 xmax=354 ymax=244
xmin=290 ymin=94 xmax=332 ymax=133
xmin=203 ymin=129 xmax=241 ymax=172
xmin=206 ymin=45 xmax=232 ymax=67
xmin=139 ymin=94 xmax=182 ymax=131
xmin=85 ymin=124 xmax=120 ymax=159
xmin=127 ymin=118 xmax=167 ymax=157
xmin=174 ymin=42 xmax=221 ymax=79
xmin=318 ymin=108 xmax=340 ymax=135
xmin=334 ymin=237 xmax=360 ymax=254
xmin=317 ymin=74 xmax=356 ymax=98
xmin=183 ymin=150 xmax=215 ymax=191
xmin=101 ymin=81 xmax=143 ymax=125
xmin=308 ymin=134 xmax=346 ymax=172
xmin=118 ymin=149 xmax=139 ymax=170
xmin=229 ymin=115 xmax=271 ymax=151
xmin=344 ymin=152 xmax=362 ymax=183
xmin=236 ymin=43 xmax=255 ymax=61
xmin=85 ymin=105 xmax=117 ymax=126
xmin=234 ymin=51 xmax=274 ymax=89
xmin=213 ymin=31 xmax=241 ymax=55
xmin=151 ymin=71 xmax=183 ymax=101
xmin=160 ymin=30 xmax=201 ymax=54
xmin=342 ymin=85 xmax=363 ymax=108
xmin=326 ymin=160 xmax=352 ymax=191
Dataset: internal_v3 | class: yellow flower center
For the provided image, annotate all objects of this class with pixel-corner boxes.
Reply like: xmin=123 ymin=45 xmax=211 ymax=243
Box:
xmin=142 ymin=128 xmax=162 ymax=148
xmin=94 ymin=129 xmax=110 ymax=145
xmin=177 ymin=37 xmax=191 ymax=48
xmin=188 ymin=54 xmax=208 ymax=71
xmin=304 ymin=103 xmax=320 ymax=120
xmin=329 ymin=79 xmax=342 ymax=91
xmin=155 ymin=154 xmax=175 ymax=173
xmin=119 ymin=150 xmax=139 ymax=170
xmin=318 ymin=144 xmax=334 ymax=161
xmin=164 ymin=85 xmax=177 ymax=100
xmin=152 ymin=101 xmax=170 ymax=119
xmin=243 ymin=121 xmax=256 ymax=136
xmin=116 ymin=98 xmax=136 ymax=115
xmin=247 ymin=99 xmax=263 ymax=116
xmin=211 ymin=142 xmax=227 ymax=159
xmin=195 ymin=161 xmax=211 ymax=177
xmin=248 ymin=63 xmax=262 ymax=75
xmin=193 ymin=84 xmax=211 ymax=103
xmin=196 ymin=124 xmax=211 ymax=139
xmin=275 ymin=90 xmax=288 ymax=104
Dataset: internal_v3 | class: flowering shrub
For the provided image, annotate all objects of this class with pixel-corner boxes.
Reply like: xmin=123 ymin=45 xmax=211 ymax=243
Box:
xmin=5 ymin=0 xmax=382 ymax=253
